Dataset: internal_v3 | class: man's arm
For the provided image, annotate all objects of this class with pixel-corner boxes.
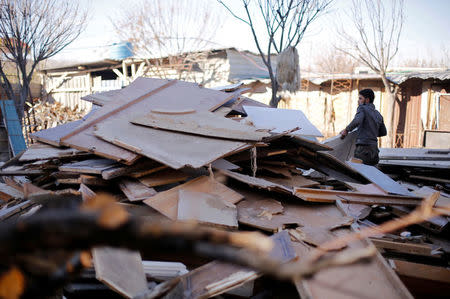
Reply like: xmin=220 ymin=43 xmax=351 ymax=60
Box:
xmin=346 ymin=105 xmax=364 ymax=131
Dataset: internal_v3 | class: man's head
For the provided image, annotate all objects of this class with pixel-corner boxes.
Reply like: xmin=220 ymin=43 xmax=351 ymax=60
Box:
xmin=358 ymin=89 xmax=375 ymax=105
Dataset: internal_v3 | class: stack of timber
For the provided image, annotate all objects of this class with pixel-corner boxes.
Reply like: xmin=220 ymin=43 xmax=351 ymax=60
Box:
xmin=0 ymin=77 xmax=449 ymax=299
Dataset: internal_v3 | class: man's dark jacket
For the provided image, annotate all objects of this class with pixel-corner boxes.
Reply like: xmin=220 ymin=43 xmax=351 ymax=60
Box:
xmin=345 ymin=103 xmax=387 ymax=145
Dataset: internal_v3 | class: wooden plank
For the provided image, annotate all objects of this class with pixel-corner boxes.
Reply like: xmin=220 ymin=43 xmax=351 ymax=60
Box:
xmin=19 ymin=143 xmax=85 ymax=162
xmin=143 ymin=176 xmax=243 ymax=220
xmin=31 ymin=120 xmax=83 ymax=147
xmin=177 ymin=190 xmax=238 ymax=229
xmin=59 ymin=158 xmax=118 ymax=174
xmin=293 ymin=187 xmax=422 ymax=206
xmin=63 ymin=78 xmax=236 ymax=165
xmin=379 ymin=148 xmax=450 ymax=160
xmin=220 ymin=170 xmax=292 ymax=194
xmin=389 ymin=259 xmax=450 ymax=284
xmin=138 ymin=168 xmax=189 ymax=187
xmin=119 ymin=178 xmax=156 ymax=202
xmin=132 ymin=110 xmax=270 ymax=141
xmin=101 ymin=159 xmax=164 ymax=180
xmin=93 ymin=247 xmax=148 ymax=298
xmin=370 ymin=238 xmax=436 ymax=256
xmin=289 ymin=226 xmax=346 ymax=250
xmin=243 ymin=106 xmax=323 ymax=137
xmin=346 ymin=161 xmax=414 ymax=196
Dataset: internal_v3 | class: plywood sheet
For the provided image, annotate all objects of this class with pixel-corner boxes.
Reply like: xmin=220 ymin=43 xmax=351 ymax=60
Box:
xmin=346 ymin=162 xmax=415 ymax=196
xmin=177 ymin=190 xmax=238 ymax=229
xmin=322 ymin=130 xmax=357 ymax=162
xmin=59 ymin=158 xmax=118 ymax=174
xmin=31 ymin=120 xmax=82 ymax=147
xmin=95 ymin=116 xmax=249 ymax=169
xmin=19 ymin=143 xmax=85 ymax=162
xmin=143 ymin=176 xmax=243 ymax=220
xmin=63 ymin=78 xmax=235 ymax=165
xmin=243 ymin=106 xmax=323 ymax=137
xmin=119 ymin=178 xmax=157 ymax=202
xmin=93 ymin=247 xmax=147 ymax=298
xmin=132 ymin=110 xmax=270 ymax=141
xmin=138 ymin=168 xmax=190 ymax=187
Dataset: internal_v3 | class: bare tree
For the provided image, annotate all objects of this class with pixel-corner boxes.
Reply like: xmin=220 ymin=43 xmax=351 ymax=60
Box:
xmin=0 ymin=0 xmax=87 ymax=119
xmin=337 ymin=0 xmax=404 ymax=147
xmin=218 ymin=0 xmax=333 ymax=107
xmin=113 ymin=0 xmax=224 ymax=83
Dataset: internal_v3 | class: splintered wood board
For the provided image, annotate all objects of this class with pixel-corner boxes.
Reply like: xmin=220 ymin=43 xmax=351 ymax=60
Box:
xmin=346 ymin=162 xmax=414 ymax=196
xmin=243 ymin=105 xmax=323 ymax=137
xmin=164 ymin=231 xmax=296 ymax=298
xmin=132 ymin=110 xmax=270 ymax=141
xmin=62 ymin=77 xmax=236 ymax=165
xmin=59 ymin=158 xmax=118 ymax=174
xmin=177 ymin=190 xmax=238 ymax=229
xmin=143 ymin=176 xmax=243 ymax=220
xmin=19 ymin=143 xmax=85 ymax=162
xmin=293 ymin=187 xmax=422 ymax=206
xmin=31 ymin=120 xmax=83 ymax=147
xmin=235 ymin=186 xmax=353 ymax=232
xmin=220 ymin=170 xmax=292 ymax=194
xmin=93 ymin=247 xmax=148 ymax=298
xmin=119 ymin=178 xmax=157 ymax=202
xmin=294 ymin=203 xmax=413 ymax=299
xmin=138 ymin=168 xmax=190 ymax=187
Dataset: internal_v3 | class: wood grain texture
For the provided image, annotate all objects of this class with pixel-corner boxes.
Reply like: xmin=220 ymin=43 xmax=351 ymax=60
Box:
xmin=59 ymin=158 xmax=118 ymax=174
xmin=143 ymin=176 xmax=243 ymax=220
xmin=30 ymin=120 xmax=82 ymax=147
xmin=19 ymin=143 xmax=85 ymax=162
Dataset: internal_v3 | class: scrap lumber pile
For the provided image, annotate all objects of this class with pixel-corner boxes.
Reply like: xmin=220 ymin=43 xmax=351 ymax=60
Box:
xmin=0 ymin=77 xmax=449 ymax=299
xmin=26 ymin=100 xmax=88 ymax=132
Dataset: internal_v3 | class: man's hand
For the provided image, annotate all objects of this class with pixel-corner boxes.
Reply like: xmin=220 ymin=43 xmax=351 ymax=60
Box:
xmin=340 ymin=129 xmax=348 ymax=139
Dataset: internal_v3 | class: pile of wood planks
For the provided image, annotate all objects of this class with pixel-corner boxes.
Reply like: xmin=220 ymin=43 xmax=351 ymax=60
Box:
xmin=1 ymin=77 xmax=449 ymax=299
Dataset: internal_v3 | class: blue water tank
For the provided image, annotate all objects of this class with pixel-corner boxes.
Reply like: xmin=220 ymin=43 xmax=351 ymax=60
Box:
xmin=108 ymin=42 xmax=133 ymax=60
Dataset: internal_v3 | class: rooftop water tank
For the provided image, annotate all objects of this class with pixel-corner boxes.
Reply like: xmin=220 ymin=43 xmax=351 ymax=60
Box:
xmin=108 ymin=42 xmax=133 ymax=60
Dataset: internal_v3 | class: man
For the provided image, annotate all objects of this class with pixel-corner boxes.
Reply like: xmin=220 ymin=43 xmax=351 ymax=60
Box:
xmin=340 ymin=89 xmax=387 ymax=166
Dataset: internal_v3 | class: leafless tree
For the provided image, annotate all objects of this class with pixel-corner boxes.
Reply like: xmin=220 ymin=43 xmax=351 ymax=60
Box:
xmin=218 ymin=0 xmax=333 ymax=107
xmin=336 ymin=0 xmax=404 ymax=147
xmin=0 ymin=0 xmax=87 ymax=119
xmin=113 ymin=0 xmax=224 ymax=83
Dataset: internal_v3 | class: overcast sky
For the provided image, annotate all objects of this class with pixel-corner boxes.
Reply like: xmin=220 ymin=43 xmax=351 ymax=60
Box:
xmin=52 ymin=0 xmax=450 ymax=68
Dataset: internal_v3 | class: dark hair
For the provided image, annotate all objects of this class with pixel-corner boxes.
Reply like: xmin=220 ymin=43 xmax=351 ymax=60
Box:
xmin=359 ymin=89 xmax=375 ymax=103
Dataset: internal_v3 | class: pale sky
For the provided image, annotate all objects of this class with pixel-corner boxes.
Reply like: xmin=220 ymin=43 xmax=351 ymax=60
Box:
xmin=52 ymin=0 xmax=450 ymax=68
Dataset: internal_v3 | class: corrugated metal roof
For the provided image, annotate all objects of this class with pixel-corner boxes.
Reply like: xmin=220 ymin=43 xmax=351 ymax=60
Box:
xmin=387 ymin=70 xmax=450 ymax=84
